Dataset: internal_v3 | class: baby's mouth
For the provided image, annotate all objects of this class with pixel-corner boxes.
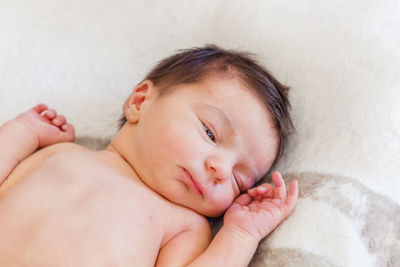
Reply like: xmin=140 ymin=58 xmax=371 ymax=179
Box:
xmin=182 ymin=168 xmax=204 ymax=196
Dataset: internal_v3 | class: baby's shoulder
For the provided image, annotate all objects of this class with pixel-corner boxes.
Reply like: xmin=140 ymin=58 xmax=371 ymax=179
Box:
xmin=37 ymin=143 xmax=93 ymax=164
xmin=0 ymin=143 xmax=89 ymax=197
xmin=42 ymin=142 xmax=90 ymax=156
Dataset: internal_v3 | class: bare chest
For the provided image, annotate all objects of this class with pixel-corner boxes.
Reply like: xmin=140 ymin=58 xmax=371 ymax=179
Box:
xmin=0 ymin=151 xmax=192 ymax=266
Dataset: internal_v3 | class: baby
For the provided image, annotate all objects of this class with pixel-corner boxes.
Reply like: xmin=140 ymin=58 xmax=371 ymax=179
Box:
xmin=0 ymin=45 xmax=298 ymax=266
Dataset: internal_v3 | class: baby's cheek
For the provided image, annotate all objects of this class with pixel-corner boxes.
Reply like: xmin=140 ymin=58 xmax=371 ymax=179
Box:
xmin=163 ymin=124 xmax=201 ymax=158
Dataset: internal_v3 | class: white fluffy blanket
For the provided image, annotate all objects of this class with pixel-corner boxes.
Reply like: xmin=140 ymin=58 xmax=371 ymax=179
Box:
xmin=1 ymin=0 xmax=399 ymax=266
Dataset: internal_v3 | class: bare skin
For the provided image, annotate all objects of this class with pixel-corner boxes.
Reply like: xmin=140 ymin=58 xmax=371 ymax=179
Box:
xmin=0 ymin=77 xmax=298 ymax=266
xmin=0 ymin=105 xmax=208 ymax=266
xmin=0 ymin=148 xmax=209 ymax=266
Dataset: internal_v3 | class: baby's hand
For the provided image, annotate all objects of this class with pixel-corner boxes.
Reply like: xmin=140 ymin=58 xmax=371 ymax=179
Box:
xmin=14 ymin=104 xmax=75 ymax=148
xmin=223 ymin=172 xmax=298 ymax=241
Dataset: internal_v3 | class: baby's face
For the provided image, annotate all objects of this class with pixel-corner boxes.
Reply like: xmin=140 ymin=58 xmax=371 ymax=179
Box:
xmin=124 ymin=75 xmax=279 ymax=217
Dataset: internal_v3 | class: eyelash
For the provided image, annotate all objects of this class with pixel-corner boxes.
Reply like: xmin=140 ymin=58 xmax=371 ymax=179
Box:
xmin=233 ymin=174 xmax=240 ymax=190
xmin=202 ymin=123 xmax=216 ymax=142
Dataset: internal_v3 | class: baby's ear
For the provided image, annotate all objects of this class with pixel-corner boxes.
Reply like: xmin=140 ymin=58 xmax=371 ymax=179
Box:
xmin=124 ymin=80 xmax=156 ymax=123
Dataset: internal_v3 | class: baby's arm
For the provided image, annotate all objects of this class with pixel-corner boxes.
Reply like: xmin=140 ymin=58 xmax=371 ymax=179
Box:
xmin=157 ymin=172 xmax=298 ymax=267
xmin=0 ymin=104 xmax=74 ymax=184
xmin=155 ymin=216 xmax=212 ymax=266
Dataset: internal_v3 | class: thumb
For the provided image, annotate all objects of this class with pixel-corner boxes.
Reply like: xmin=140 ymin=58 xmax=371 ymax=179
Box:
xmin=233 ymin=193 xmax=252 ymax=206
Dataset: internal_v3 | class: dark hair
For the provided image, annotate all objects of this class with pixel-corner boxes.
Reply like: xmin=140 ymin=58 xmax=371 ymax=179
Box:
xmin=120 ymin=45 xmax=294 ymax=166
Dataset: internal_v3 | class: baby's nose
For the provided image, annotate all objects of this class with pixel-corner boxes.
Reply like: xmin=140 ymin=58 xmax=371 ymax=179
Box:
xmin=204 ymin=157 xmax=232 ymax=184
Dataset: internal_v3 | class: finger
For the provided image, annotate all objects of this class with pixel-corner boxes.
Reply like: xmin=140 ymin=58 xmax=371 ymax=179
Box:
xmin=52 ymin=115 xmax=66 ymax=126
xmin=281 ymin=180 xmax=299 ymax=218
xmin=248 ymin=183 xmax=270 ymax=196
xmin=272 ymin=172 xmax=287 ymax=201
xmin=61 ymin=123 xmax=75 ymax=134
xmin=286 ymin=180 xmax=298 ymax=209
xmin=43 ymin=109 xmax=57 ymax=120
xmin=259 ymin=190 xmax=275 ymax=202
xmin=32 ymin=103 xmax=48 ymax=115
xmin=233 ymin=193 xmax=252 ymax=206
xmin=248 ymin=184 xmax=274 ymax=200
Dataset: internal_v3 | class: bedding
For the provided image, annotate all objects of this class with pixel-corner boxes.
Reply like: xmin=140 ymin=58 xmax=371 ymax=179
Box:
xmin=1 ymin=0 xmax=399 ymax=266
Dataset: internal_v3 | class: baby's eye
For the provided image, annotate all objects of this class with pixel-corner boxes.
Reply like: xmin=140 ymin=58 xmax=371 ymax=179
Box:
xmin=202 ymin=124 xmax=215 ymax=142
xmin=233 ymin=174 xmax=243 ymax=193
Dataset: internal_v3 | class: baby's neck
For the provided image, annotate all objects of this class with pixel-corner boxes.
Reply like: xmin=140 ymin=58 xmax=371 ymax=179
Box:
xmin=94 ymin=145 xmax=140 ymax=181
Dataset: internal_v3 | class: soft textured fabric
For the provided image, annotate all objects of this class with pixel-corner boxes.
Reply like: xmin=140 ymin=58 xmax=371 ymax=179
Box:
xmin=1 ymin=1 xmax=399 ymax=266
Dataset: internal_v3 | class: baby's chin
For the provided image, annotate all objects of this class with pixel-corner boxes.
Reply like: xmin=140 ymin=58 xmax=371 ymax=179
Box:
xmin=193 ymin=204 xmax=227 ymax=218
xmin=172 ymin=199 xmax=225 ymax=218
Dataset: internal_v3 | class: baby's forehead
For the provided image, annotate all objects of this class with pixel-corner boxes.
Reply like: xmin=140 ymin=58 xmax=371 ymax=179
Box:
xmin=194 ymin=73 xmax=264 ymax=101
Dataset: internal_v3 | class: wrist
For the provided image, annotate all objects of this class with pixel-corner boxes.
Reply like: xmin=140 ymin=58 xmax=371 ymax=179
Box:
xmin=221 ymin=223 xmax=261 ymax=243
xmin=4 ymin=119 xmax=39 ymax=153
xmin=190 ymin=224 xmax=259 ymax=267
